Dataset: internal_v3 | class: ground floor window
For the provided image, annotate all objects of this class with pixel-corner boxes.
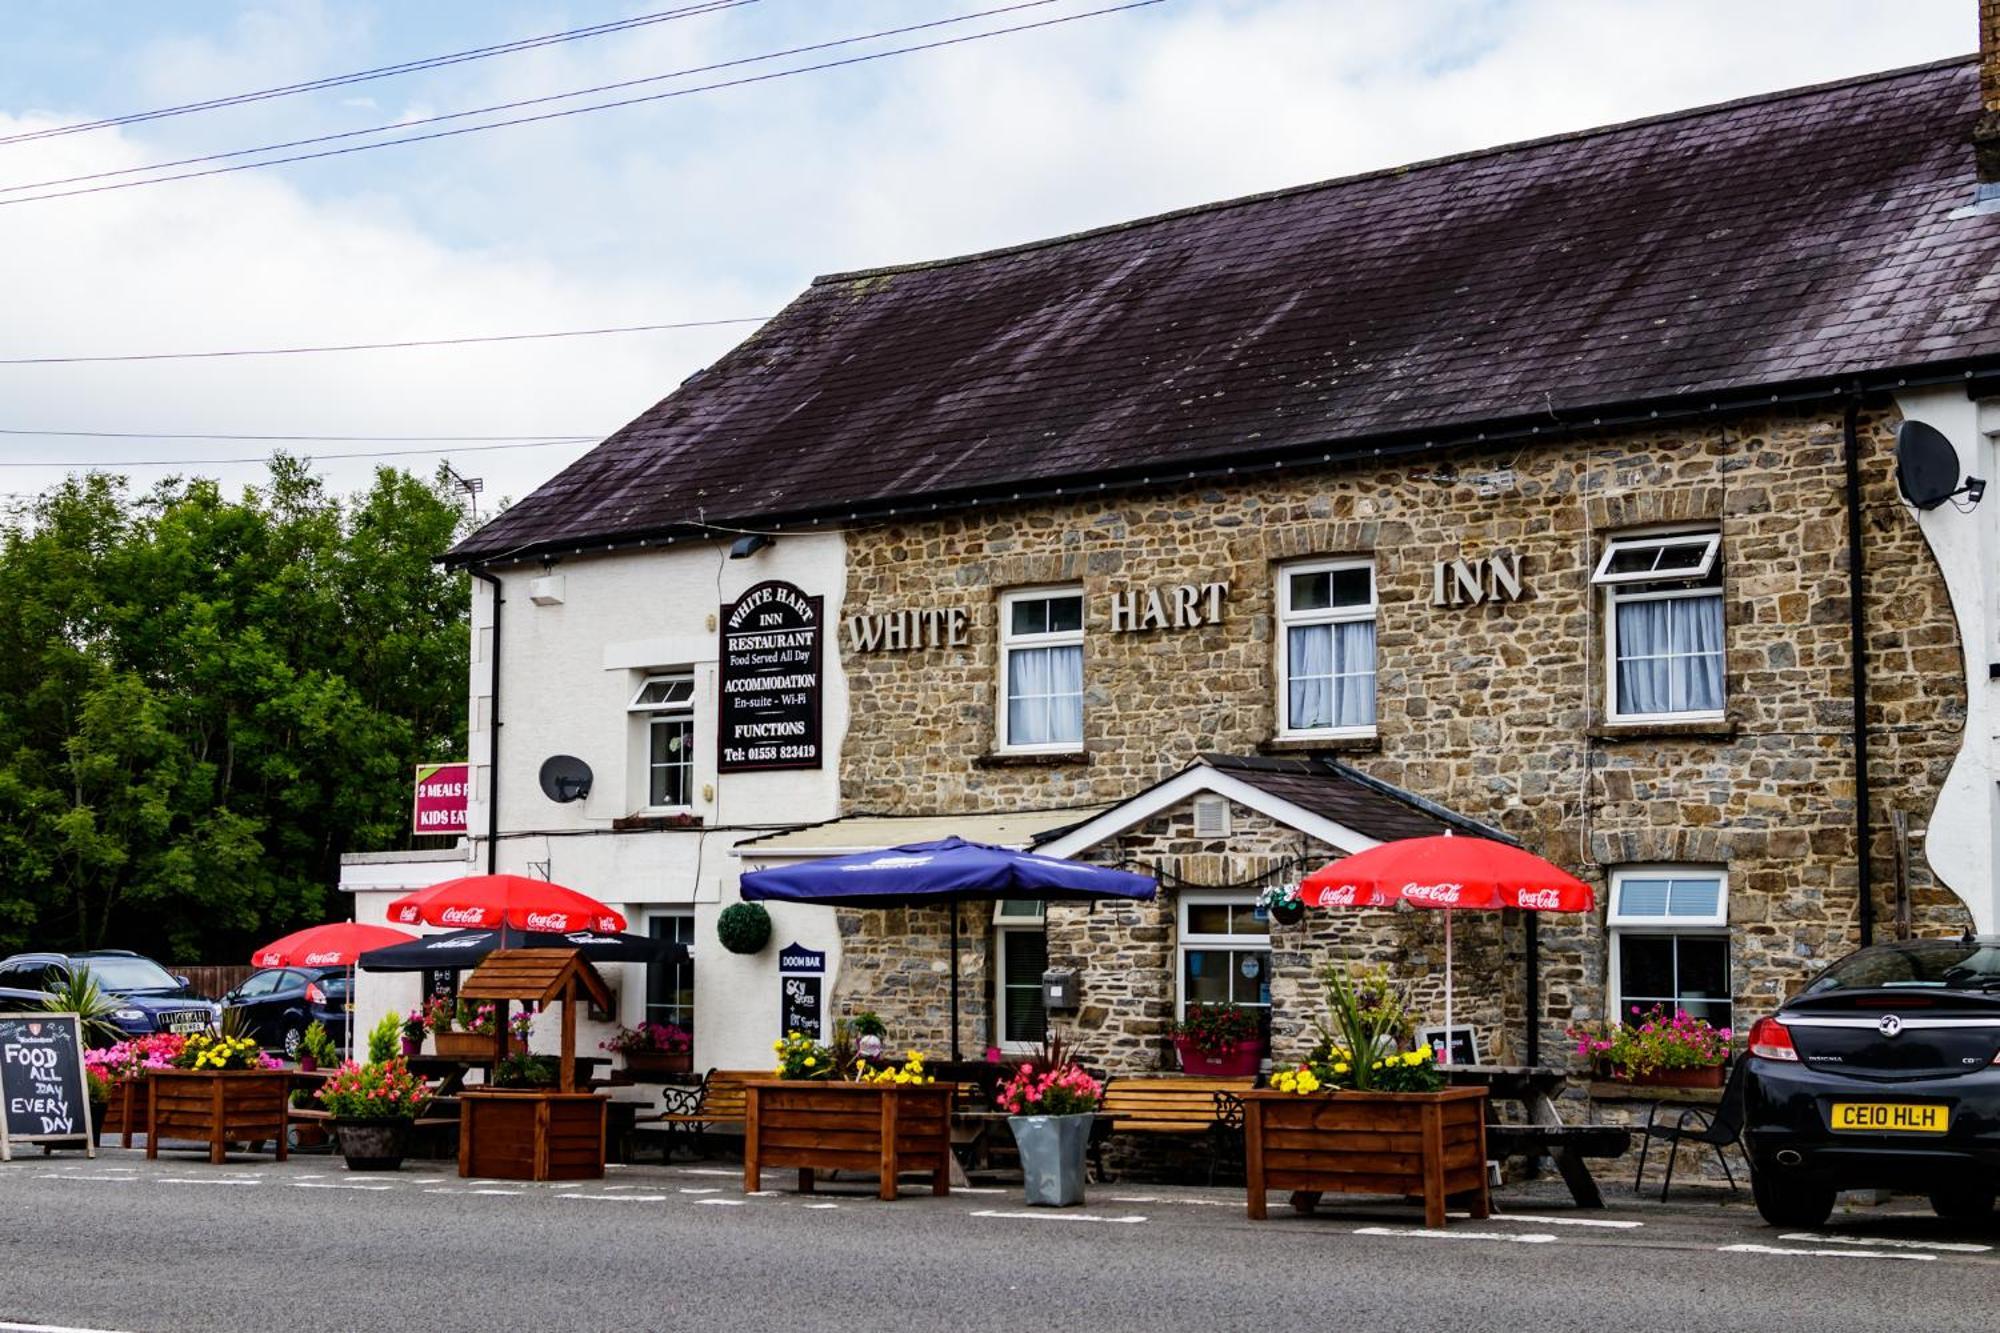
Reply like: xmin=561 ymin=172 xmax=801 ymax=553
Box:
xmin=1608 ymin=866 xmax=1730 ymax=1031
xmin=994 ymin=899 xmax=1046 ymax=1050
xmin=646 ymin=910 xmax=695 ymax=1034
xmin=1177 ymin=892 xmax=1271 ymax=1042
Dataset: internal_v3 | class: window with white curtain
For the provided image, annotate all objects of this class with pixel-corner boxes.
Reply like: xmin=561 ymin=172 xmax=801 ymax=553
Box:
xmin=1592 ymin=530 xmax=1725 ymax=722
xmin=629 ymin=673 xmax=695 ymax=808
xmin=999 ymin=587 xmax=1084 ymax=752
xmin=1276 ymin=559 xmax=1377 ymax=737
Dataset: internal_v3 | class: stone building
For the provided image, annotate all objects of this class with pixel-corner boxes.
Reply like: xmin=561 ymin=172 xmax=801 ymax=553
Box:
xmin=448 ymin=42 xmax=2000 ymax=1105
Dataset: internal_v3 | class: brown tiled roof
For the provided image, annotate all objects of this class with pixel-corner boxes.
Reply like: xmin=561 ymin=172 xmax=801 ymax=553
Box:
xmin=452 ymin=58 xmax=2000 ymax=564
xmin=1195 ymin=754 xmax=1513 ymax=846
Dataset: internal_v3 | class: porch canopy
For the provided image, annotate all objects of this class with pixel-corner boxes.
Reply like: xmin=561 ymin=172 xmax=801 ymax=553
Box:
xmin=738 ymin=836 xmax=1155 ymax=1059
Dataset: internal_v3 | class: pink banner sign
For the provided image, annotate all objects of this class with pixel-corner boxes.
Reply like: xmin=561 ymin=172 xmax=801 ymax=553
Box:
xmin=413 ymin=762 xmax=470 ymax=836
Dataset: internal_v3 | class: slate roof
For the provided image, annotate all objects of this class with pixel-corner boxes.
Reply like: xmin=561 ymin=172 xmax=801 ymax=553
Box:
xmin=452 ymin=57 xmax=2000 ymax=564
xmin=1193 ymin=755 xmax=1514 ymax=846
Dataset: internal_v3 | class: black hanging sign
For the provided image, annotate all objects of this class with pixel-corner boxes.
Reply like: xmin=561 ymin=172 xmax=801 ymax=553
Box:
xmin=718 ymin=580 xmax=824 ymax=772
xmin=778 ymin=943 xmax=825 ymax=975
xmin=780 ymin=975 xmax=824 ymax=1042
xmin=0 ymin=1013 xmax=94 ymax=1161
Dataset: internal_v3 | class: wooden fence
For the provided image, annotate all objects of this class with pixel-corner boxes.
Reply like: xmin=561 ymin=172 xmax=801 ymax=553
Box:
xmin=175 ymin=965 xmax=255 ymax=1000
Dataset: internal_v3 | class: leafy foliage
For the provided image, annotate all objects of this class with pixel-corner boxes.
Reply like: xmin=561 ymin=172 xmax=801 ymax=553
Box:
xmin=301 ymin=1019 xmax=339 ymax=1067
xmin=1168 ymin=1001 xmax=1261 ymax=1054
xmin=317 ymin=1058 xmax=433 ymax=1119
xmin=367 ymin=1011 xmax=404 ymax=1064
xmin=716 ymin=902 xmax=771 ymax=954
xmin=35 ymin=963 xmax=125 ymax=1045
xmin=0 ymin=460 xmax=469 ymax=961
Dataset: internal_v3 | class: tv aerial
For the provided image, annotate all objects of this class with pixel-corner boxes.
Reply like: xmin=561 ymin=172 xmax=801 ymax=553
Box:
xmin=1896 ymin=421 xmax=1985 ymax=511
xmin=538 ymin=754 xmax=594 ymax=803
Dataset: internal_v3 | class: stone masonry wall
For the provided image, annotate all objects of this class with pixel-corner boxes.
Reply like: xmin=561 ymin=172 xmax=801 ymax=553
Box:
xmin=833 ymin=401 xmax=1968 ymax=1075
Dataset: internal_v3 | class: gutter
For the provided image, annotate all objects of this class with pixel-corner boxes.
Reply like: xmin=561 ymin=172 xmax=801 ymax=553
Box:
xmin=1844 ymin=401 xmax=1876 ymax=947
xmin=469 ymin=567 xmax=503 ymax=876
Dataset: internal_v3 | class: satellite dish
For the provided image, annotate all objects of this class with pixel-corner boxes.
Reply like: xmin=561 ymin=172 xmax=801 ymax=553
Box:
xmin=1897 ymin=421 xmax=1967 ymax=510
xmin=538 ymin=754 xmax=594 ymax=803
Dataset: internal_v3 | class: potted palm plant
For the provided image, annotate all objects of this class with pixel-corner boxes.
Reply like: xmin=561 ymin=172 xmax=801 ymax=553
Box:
xmin=317 ymin=1058 xmax=433 ymax=1170
xmin=996 ymin=1032 xmax=1102 ymax=1207
xmin=1169 ymin=1002 xmax=1264 ymax=1076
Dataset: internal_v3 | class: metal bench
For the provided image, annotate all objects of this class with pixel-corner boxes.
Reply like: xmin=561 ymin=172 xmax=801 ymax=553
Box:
xmin=631 ymin=1068 xmax=759 ymax=1160
xmin=1094 ymin=1076 xmax=1259 ymax=1183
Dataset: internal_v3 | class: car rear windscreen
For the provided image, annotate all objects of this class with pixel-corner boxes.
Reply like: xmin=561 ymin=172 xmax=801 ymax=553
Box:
xmin=1804 ymin=941 xmax=2000 ymax=993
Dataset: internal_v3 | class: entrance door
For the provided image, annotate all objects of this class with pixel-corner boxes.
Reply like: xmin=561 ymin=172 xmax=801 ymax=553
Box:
xmin=994 ymin=899 xmax=1047 ymax=1052
xmin=646 ymin=911 xmax=696 ymax=1049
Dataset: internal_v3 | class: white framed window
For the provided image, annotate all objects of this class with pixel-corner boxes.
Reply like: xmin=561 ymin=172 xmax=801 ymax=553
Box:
xmin=1176 ymin=892 xmax=1271 ymax=1034
xmin=998 ymin=586 xmax=1084 ymax=752
xmin=628 ymin=673 xmax=695 ymax=809
xmin=644 ymin=910 xmax=695 ymax=1034
xmin=1592 ymin=529 xmax=1725 ymax=723
xmin=1607 ymin=866 xmax=1731 ymax=1032
xmin=992 ymin=900 xmax=1046 ymax=1052
xmin=1275 ymin=559 xmax=1377 ymax=737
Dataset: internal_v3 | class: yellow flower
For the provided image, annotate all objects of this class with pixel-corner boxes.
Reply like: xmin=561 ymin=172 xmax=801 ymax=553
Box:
xmin=1334 ymin=1062 xmax=1349 ymax=1074
xmin=802 ymin=1056 xmax=816 ymax=1067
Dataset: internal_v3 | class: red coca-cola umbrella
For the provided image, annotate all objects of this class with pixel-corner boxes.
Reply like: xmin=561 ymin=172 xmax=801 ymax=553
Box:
xmin=250 ymin=922 xmax=417 ymax=969
xmin=1299 ymin=834 xmax=1595 ymax=1059
xmin=387 ymin=873 xmax=626 ymax=936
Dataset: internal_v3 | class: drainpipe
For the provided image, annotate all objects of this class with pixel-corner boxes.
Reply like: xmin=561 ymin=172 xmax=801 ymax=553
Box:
xmin=470 ymin=567 xmax=503 ymax=875
xmin=1844 ymin=400 xmax=1875 ymax=946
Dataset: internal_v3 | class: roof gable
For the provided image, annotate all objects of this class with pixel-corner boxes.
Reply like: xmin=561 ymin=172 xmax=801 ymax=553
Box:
xmin=455 ymin=58 xmax=2000 ymax=563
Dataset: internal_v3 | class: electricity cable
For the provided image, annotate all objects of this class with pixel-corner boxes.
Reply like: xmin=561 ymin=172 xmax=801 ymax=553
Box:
xmin=0 ymin=318 xmax=769 ymax=365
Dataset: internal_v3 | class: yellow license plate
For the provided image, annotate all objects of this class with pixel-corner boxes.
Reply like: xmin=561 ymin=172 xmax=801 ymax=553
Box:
xmin=1830 ymin=1102 xmax=1948 ymax=1134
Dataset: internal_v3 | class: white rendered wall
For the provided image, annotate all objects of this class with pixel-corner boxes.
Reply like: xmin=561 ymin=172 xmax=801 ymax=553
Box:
xmin=1892 ymin=388 xmax=2000 ymax=932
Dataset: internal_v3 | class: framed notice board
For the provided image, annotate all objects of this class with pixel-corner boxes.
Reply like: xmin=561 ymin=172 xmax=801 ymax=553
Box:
xmin=0 ymin=1013 xmax=95 ymax=1161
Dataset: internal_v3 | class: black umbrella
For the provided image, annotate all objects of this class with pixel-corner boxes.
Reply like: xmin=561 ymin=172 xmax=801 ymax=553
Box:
xmin=357 ymin=927 xmax=687 ymax=973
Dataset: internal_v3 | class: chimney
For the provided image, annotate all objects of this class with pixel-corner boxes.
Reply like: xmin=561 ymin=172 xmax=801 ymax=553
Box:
xmin=1978 ymin=0 xmax=2000 ymax=183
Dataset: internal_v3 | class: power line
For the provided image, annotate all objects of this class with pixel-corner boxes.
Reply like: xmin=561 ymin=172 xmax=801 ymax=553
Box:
xmin=0 ymin=0 xmax=1167 ymax=207
xmin=0 ymin=0 xmax=1070 ymax=196
xmin=0 ymin=318 xmax=769 ymax=366
xmin=0 ymin=428 xmax=592 ymax=442
xmin=0 ymin=438 xmax=597 ymax=468
xmin=0 ymin=0 xmax=756 ymax=149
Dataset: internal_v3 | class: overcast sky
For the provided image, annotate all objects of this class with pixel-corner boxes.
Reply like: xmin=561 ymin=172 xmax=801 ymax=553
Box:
xmin=0 ymin=0 xmax=1975 ymax=511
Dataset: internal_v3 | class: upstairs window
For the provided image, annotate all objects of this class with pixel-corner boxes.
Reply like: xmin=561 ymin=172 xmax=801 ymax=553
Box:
xmin=1276 ymin=559 xmax=1377 ymax=736
xmin=629 ymin=673 xmax=695 ymax=809
xmin=999 ymin=588 xmax=1084 ymax=752
xmin=1592 ymin=530 xmax=1724 ymax=722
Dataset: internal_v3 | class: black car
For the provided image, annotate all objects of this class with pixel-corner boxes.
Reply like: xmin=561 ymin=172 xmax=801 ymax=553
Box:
xmin=0 ymin=950 xmax=218 ymax=1038
xmin=1743 ymin=935 xmax=2000 ymax=1227
xmin=221 ymin=967 xmax=350 ymax=1057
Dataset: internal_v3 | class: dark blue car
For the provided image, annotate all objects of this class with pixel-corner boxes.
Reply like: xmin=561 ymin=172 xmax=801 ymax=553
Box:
xmin=0 ymin=950 xmax=218 ymax=1038
xmin=221 ymin=967 xmax=350 ymax=1057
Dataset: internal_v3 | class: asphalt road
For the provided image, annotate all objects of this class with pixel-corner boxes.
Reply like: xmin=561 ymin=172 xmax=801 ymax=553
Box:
xmin=2 ymin=1149 xmax=1997 ymax=1333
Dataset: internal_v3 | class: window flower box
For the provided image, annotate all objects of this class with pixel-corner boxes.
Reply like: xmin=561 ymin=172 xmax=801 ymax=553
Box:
xmin=145 ymin=1070 xmax=293 ymax=1165
xmin=1175 ymin=1037 xmax=1264 ymax=1077
xmin=433 ymin=1030 xmax=526 ymax=1060
xmin=1242 ymin=1086 xmax=1489 ymax=1229
xmin=743 ymin=1080 xmax=954 ymax=1200
xmin=1609 ymin=1063 xmax=1726 ymax=1090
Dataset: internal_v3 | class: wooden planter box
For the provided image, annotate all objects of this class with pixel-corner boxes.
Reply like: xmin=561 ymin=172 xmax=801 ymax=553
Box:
xmin=744 ymin=1079 xmax=954 ymax=1200
xmin=1609 ymin=1064 xmax=1726 ymax=1089
xmin=146 ymin=1070 xmax=293 ymax=1165
xmin=1243 ymin=1086 xmax=1489 ymax=1228
xmin=99 ymin=1076 xmax=143 ymax=1149
xmin=458 ymin=1089 xmax=607 ymax=1181
xmin=620 ymin=1048 xmax=693 ymax=1077
xmin=433 ymin=1031 xmax=524 ymax=1060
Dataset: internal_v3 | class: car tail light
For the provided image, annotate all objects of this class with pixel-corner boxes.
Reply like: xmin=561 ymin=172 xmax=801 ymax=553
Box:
xmin=1748 ymin=1016 xmax=1799 ymax=1062
xmin=305 ymin=982 xmax=326 ymax=1005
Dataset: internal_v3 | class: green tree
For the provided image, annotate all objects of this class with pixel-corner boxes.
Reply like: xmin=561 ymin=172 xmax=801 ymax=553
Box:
xmin=0 ymin=459 xmax=469 ymax=961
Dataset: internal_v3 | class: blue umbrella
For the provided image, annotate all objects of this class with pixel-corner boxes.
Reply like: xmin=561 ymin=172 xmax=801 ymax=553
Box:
xmin=740 ymin=837 xmax=1155 ymax=1058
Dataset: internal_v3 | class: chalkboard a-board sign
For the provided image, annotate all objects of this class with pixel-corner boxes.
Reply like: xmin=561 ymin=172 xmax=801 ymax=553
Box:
xmin=780 ymin=974 xmax=824 ymax=1043
xmin=717 ymin=580 xmax=824 ymax=773
xmin=0 ymin=1013 xmax=95 ymax=1161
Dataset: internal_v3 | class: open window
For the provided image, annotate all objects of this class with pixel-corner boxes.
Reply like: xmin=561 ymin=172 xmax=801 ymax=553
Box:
xmin=1608 ymin=866 xmax=1731 ymax=1032
xmin=628 ymin=673 xmax=695 ymax=809
xmin=1592 ymin=529 xmax=1725 ymax=722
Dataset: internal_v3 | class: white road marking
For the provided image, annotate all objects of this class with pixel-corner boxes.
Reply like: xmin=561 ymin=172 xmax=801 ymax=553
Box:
xmin=0 ymin=1321 xmax=142 ymax=1332
xmin=697 ymin=1198 xmax=746 ymax=1206
xmin=292 ymin=1181 xmax=394 ymax=1191
xmin=423 ymin=1187 xmax=524 ymax=1196
xmin=678 ymin=1187 xmax=722 ymax=1194
xmin=677 ymin=1167 xmax=739 ymax=1177
xmin=951 ymin=1185 xmax=1007 ymax=1194
xmin=156 ymin=1177 xmax=259 ymax=1186
xmin=1354 ymin=1227 xmax=1556 ymax=1244
xmin=556 ymin=1193 xmax=669 ymax=1203
xmin=594 ymin=1183 xmax=655 ymax=1191
xmin=803 ymin=1203 xmax=840 ymax=1209
xmin=971 ymin=1210 xmax=1147 ymax=1224
xmin=1484 ymin=1213 xmax=1643 ymax=1230
xmin=1777 ymin=1233 xmax=1988 ymax=1254
xmin=34 ymin=1174 xmax=133 ymax=1183
xmin=1720 ymin=1243 xmax=1935 ymax=1262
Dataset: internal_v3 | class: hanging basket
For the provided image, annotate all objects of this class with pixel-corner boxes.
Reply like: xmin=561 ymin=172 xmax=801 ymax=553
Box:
xmin=718 ymin=902 xmax=773 ymax=955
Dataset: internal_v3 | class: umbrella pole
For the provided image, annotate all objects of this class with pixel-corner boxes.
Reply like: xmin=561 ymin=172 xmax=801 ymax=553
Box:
xmin=1443 ymin=909 xmax=1454 ymax=1065
xmin=949 ymin=897 xmax=962 ymax=1063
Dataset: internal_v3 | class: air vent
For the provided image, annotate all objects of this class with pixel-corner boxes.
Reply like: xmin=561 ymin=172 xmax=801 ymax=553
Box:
xmin=1192 ymin=795 xmax=1231 ymax=839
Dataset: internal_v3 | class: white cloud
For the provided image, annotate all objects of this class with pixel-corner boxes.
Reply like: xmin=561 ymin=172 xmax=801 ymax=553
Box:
xmin=0 ymin=0 xmax=1973 ymax=506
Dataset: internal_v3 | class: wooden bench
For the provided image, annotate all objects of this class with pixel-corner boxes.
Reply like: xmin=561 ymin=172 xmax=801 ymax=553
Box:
xmin=1094 ymin=1076 xmax=1259 ymax=1183
xmin=631 ymin=1069 xmax=761 ymax=1161
xmin=1485 ymin=1123 xmax=1632 ymax=1209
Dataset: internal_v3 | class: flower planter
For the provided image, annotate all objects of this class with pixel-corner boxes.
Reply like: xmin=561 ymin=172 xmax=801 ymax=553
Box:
xmin=433 ymin=1031 xmax=525 ymax=1060
xmin=743 ymin=1080 xmax=954 ymax=1201
xmin=98 ymin=1076 xmax=143 ymax=1149
xmin=620 ymin=1048 xmax=693 ymax=1078
xmin=145 ymin=1069 xmax=293 ymax=1165
xmin=1009 ymin=1113 xmax=1093 ymax=1206
xmin=332 ymin=1117 xmax=412 ymax=1171
xmin=1611 ymin=1064 xmax=1726 ymax=1089
xmin=1270 ymin=901 xmax=1306 ymax=926
xmin=1243 ymin=1086 xmax=1489 ymax=1229
xmin=1175 ymin=1037 xmax=1264 ymax=1078
xmin=458 ymin=1089 xmax=608 ymax=1182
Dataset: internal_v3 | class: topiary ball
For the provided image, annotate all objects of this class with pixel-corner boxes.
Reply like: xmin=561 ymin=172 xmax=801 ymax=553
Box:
xmin=717 ymin=902 xmax=772 ymax=955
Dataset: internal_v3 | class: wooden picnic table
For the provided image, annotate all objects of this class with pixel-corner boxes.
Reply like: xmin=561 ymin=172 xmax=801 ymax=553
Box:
xmin=1442 ymin=1064 xmax=1629 ymax=1209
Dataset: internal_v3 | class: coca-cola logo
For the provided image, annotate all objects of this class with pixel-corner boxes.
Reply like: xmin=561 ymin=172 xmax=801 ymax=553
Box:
xmin=303 ymin=950 xmax=341 ymax=965
xmin=394 ymin=906 xmax=421 ymax=923
xmin=438 ymin=906 xmax=486 ymax=925
xmin=1324 ymin=886 xmax=1359 ymax=906
xmin=255 ymin=951 xmax=280 ymax=967
xmin=1402 ymin=881 xmax=1465 ymax=906
xmin=523 ymin=912 xmax=572 ymax=932
xmin=1515 ymin=888 xmax=1564 ymax=910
